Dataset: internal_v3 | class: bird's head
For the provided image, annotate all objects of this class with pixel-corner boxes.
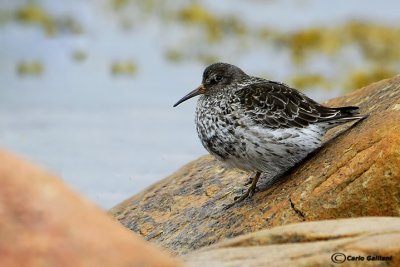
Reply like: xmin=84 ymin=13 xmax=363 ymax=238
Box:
xmin=173 ymin=62 xmax=247 ymax=107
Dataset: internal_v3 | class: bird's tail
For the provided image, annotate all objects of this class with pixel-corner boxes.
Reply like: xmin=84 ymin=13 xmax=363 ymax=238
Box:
xmin=318 ymin=106 xmax=368 ymax=126
xmin=332 ymin=106 xmax=367 ymax=121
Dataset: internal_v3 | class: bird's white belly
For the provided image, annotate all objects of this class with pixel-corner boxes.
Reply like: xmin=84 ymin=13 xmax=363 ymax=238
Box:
xmin=233 ymin=125 xmax=324 ymax=173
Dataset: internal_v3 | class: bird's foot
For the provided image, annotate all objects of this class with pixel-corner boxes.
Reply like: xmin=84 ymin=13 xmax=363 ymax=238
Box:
xmin=243 ymin=176 xmax=253 ymax=186
xmin=234 ymin=184 xmax=257 ymax=201
xmin=224 ymin=172 xmax=261 ymax=209
xmin=224 ymin=186 xmax=256 ymax=209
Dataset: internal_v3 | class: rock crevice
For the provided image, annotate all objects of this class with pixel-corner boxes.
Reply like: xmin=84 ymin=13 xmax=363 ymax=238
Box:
xmin=289 ymin=197 xmax=306 ymax=220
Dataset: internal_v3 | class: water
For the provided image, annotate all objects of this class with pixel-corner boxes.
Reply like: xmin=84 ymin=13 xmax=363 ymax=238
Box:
xmin=1 ymin=0 xmax=399 ymax=208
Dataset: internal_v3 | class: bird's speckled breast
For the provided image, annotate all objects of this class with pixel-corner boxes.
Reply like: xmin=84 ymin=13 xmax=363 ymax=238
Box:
xmin=195 ymin=94 xmax=238 ymax=161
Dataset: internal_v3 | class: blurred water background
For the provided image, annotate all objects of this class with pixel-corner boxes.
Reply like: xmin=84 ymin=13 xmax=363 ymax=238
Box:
xmin=1 ymin=0 xmax=400 ymax=208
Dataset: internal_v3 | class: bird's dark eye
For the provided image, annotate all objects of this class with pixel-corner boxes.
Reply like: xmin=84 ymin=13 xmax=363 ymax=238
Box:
xmin=215 ymin=75 xmax=223 ymax=82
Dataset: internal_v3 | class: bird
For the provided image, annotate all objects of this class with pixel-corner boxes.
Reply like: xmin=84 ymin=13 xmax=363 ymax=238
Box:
xmin=173 ymin=62 xmax=366 ymax=207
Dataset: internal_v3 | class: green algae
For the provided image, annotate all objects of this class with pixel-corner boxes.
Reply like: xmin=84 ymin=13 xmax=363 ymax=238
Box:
xmin=111 ymin=62 xmax=138 ymax=76
xmin=290 ymin=74 xmax=332 ymax=91
xmin=346 ymin=68 xmax=397 ymax=91
xmin=72 ymin=51 xmax=88 ymax=62
xmin=16 ymin=4 xmax=56 ymax=36
xmin=165 ymin=50 xmax=185 ymax=62
xmin=17 ymin=62 xmax=44 ymax=76
xmin=15 ymin=4 xmax=83 ymax=36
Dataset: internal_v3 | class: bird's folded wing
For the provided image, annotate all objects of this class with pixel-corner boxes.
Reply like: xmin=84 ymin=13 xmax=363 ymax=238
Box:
xmin=235 ymin=81 xmax=345 ymax=129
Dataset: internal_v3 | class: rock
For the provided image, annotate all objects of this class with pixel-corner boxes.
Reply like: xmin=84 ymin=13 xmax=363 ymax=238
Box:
xmin=0 ymin=151 xmax=181 ymax=267
xmin=184 ymin=217 xmax=400 ymax=267
xmin=110 ymin=75 xmax=400 ymax=255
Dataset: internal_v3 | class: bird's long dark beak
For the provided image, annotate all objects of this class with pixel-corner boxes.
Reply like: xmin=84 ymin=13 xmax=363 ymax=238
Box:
xmin=173 ymin=84 xmax=205 ymax=107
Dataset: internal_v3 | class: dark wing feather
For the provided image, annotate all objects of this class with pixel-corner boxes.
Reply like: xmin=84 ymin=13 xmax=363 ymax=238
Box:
xmin=235 ymin=81 xmax=360 ymax=129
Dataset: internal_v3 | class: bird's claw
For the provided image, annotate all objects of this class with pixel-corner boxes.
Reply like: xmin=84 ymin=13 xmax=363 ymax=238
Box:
xmin=224 ymin=172 xmax=261 ymax=209
xmin=243 ymin=177 xmax=253 ymax=186
xmin=233 ymin=187 xmax=256 ymax=201
xmin=225 ymin=186 xmax=257 ymax=209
